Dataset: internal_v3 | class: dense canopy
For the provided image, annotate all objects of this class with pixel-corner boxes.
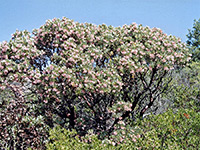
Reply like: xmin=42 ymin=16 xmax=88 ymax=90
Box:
xmin=0 ymin=17 xmax=191 ymax=149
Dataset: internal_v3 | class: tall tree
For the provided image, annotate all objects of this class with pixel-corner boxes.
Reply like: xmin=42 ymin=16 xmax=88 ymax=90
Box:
xmin=187 ymin=19 xmax=200 ymax=61
xmin=0 ymin=18 xmax=191 ymax=144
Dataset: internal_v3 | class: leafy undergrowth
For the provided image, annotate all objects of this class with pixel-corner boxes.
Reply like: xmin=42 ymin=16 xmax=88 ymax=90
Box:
xmin=136 ymin=108 xmax=200 ymax=149
xmin=46 ymin=108 xmax=200 ymax=150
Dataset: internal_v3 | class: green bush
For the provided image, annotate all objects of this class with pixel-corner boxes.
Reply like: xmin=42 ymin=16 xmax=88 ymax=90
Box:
xmin=47 ymin=126 xmax=122 ymax=150
xmin=46 ymin=125 xmax=146 ymax=150
xmin=135 ymin=108 xmax=200 ymax=149
xmin=166 ymin=62 xmax=200 ymax=111
xmin=46 ymin=107 xmax=200 ymax=150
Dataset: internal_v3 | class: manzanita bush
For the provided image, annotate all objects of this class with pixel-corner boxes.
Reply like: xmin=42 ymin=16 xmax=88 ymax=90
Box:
xmin=0 ymin=17 xmax=191 ymax=147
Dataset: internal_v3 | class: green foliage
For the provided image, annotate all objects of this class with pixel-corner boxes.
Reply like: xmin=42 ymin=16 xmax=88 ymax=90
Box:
xmin=187 ymin=19 xmax=200 ymax=62
xmin=46 ymin=107 xmax=200 ymax=150
xmin=47 ymin=126 xmax=100 ymax=150
xmin=46 ymin=125 xmax=139 ymax=150
xmin=128 ymin=61 xmax=200 ymax=149
xmin=166 ymin=62 xmax=200 ymax=110
xmin=135 ymin=108 xmax=200 ymax=149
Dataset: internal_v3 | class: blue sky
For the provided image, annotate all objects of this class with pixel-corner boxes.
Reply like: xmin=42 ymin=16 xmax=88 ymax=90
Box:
xmin=0 ymin=0 xmax=200 ymax=42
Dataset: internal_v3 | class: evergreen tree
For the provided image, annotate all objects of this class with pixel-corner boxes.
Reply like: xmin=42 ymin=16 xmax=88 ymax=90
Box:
xmin=187 ymin=19 xmax=200 ymax=61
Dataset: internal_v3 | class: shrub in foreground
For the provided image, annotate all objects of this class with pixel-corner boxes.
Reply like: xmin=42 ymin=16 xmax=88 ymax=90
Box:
xmin=46 ymin=108 xmax=200 ymax=150
xmin=136 ymin=108 xmax=200 ymax=149
xmin=46 ymin=125 xmax=140 ymax=150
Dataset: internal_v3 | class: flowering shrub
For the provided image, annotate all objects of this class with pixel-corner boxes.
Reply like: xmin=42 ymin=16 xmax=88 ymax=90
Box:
xmin=0 ymin=17 xmax=191 ymax=142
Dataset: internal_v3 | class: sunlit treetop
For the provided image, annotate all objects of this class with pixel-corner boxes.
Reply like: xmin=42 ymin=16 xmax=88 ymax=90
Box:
xmin=0 ymin=17 xmax=191 ymax=98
